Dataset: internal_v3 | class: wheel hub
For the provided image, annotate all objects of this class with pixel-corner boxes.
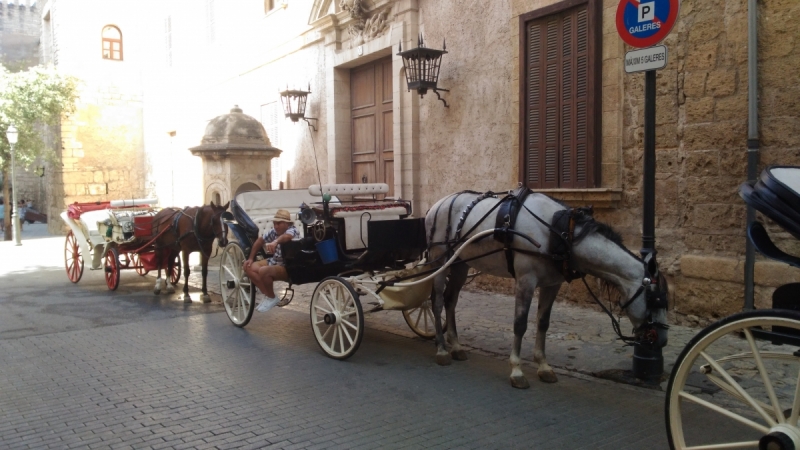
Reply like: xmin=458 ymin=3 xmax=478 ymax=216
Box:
xmin=226 ymin=280 xmax=237 ymax=289
xmin=323 ymin=312 xmax=337 ymax=325
xmin=761 ymin=425 xmax=800 ymax=450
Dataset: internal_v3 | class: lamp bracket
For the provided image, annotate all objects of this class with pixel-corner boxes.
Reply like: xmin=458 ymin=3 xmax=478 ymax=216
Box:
xmin=303 ymin=117 xmax=318 ymax=132
xmin=433 ymin=88 xmax=449 ymax=108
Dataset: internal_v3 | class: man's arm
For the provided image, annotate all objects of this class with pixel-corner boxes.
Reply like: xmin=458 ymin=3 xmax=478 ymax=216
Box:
xmin=244 ymin=236 xmax=265 ymax=270
xmin=264 ymin=232 xmax=294 ymax=254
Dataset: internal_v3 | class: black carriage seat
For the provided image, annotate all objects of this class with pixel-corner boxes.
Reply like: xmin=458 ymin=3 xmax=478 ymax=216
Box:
xmin=739 ymin=166 xmax=800 ymax=267
xmin=740 ymin=166 xmax=800 ymax=240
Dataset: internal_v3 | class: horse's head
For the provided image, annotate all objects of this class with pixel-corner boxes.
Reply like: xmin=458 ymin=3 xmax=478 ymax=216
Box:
xmin=208 ymin=201 xmax=230 ymax=248
xmin=618 ymin=263 xmax=669 ymax=349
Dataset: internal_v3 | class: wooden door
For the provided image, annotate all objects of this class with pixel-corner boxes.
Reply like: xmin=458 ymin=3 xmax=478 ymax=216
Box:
xmin=351 ymin=57 xmax=393 ymax=197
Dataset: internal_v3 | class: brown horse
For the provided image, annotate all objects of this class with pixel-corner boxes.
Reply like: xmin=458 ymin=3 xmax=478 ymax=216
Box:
xmin=151 ymin=202 xmax=229 ymax=302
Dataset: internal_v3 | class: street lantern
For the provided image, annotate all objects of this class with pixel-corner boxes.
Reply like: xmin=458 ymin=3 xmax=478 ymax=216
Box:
xmin=5 ymin=124 xmax=21 ymax=246
xmin=279 ymin=85 xmax=317 ymax=131
xmin=398 ymin=35 xmax=449 ymax=107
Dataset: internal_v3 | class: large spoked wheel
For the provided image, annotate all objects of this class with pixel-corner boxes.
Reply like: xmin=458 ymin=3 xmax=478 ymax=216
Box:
xmin=168 ymin=254 xmax=181 ymax=285
xmin=130 ymin=253 xmax=149 ymax=276
xmin=403 ymin=298 xmax=437 ymax=339
xmin=64 ymin=231 xmax=84 ymax=283
xmin=311 ymin=277 xmax=364 ymax=360
xmin=104 ymin=247 xmax=121 ymax=291
xmin=666 ymin=309 xmax=800 ymax=450
xmin=219 ymin=242 xmax=255 ymax=327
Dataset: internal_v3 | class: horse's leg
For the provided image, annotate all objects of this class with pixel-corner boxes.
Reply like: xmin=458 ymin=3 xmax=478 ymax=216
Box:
xmin=509 ymin=274 xmax=537 ymax=389
xmin=444 ymin=263 xmax=470 ymax=361
xmin=164 ymin=252 xmax=176 ymax=294
xmin=432 ymin=270 xmax=451 ymax=366
xmin=153 ymin=249 xmax=163 ymax=294
xmin=199 ymin=251 xmax=211 ymax=303
xmin=533 ymin=285 xmax=561 ymax=384
xmin=182 ymin=250 xmax=191 ymax=303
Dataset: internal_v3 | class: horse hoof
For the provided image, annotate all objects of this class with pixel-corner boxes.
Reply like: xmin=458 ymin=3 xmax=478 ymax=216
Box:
xmin=435 ymin=353 xmax=452 ymax=366
xmin=451 ymin=349 xmax=469 ymax=361
xmin=183 ymin=295 xmax=192 ymax=303
xmin=510 ymin=375 xmax=530 ymax=389
xmin=200 ymin=294 xmax=211 ymax=303
xmin=538 ymin=370 xmax=558 ymax=384
xmin=165 ymin=285 xmax=176 ymax=294
xmin=153 ymin=289 xmax=161 ymax=295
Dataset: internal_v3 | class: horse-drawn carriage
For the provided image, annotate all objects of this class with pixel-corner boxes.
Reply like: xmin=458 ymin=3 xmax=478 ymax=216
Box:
xmin=219 ymin=183 xmax=438 ymax=359
xmin=663 ymin=167 xmax=800 ymax=449
xmin=60 ymin=199 xmax=181 ymax=290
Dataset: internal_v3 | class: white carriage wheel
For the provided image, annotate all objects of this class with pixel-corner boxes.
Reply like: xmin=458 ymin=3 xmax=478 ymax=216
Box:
xmin=219 ymin=242 xmax=254 ymax=327
xmin=666 ymin=310 xmax=800 ymax=450
xmin=311 ymin=277 xmax=364 ymax=360
xmin=403 ymin=298 xmax=437 ymax=339
xmin=64 ymin=231 xmax=84 ymax=283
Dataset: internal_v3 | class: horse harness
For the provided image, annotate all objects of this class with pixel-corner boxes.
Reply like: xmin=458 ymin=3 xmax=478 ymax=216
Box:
xmin=435 ymin=186 xmax=592 ymax=282
xmin=165 ymin=206 xmax=221 ymax=259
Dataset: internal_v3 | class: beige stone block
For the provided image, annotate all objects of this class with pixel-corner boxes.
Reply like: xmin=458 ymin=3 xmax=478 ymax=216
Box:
xmin=671 ymin=277 xmax=743 ymax=319
xmin=72 ymin=149 xmax=84 ymax=158
xmin=657 ymin=148 xmax=679 ymax=174
xmin=63 ymin=171 xmax=94 ymax=184
xmin=681 ymin=255 xmax=742 ymax=283
xmin=685 ymin=150 xmax=719 ymax=177
xmin=684 ymin=203 xmax=745 ymax=230
xmin=683 ymin=71 xmax=708 ymax=98
xmin=762 ymin=118 xmax=800 ymax=148
xmin=683 ymin=232 xmax=747 ymax=255
xmin=602 ymin=58 xmax=621 ymax=87
xmin=655 ymin=123 xmax=679 ymax=148
xmin=706 ymin=69 xmax=737 ymax=98
xmin=601 ymin=163 xmax=619 ymax=187
xmin=755 ymin=261 xmax=800 ymax=287
xmin=719 ymin=150 xmax=748 ymax=177
xmin=602 ymin=82 xmax=620 ymax=113
xmin=601 ymin=136 xmax=620 ymax=163
xmin=684 ymin=176 xmax=742 ymax=204
xmin=656 ymin=95 xmax=678 ymax=125
xmin=762 ymin=87 xmax=800 ymax=118
xmin=714 ymin=93 xmax=752 ymax=121
xmin=685 ymin=41 xmax=719 ymax=71
xmin=87 ymin=184 xmax=107 ymax=196
xmin=602 ymin=36 xmax=622 ymax=61
xmin=683 ymin=122 xmax=746 ymax=151
xmin=685 ymin=97 xmax=715 ymax=123
xmin=93 ymin=171 xmax=104 ymax=183
xmin=603 ymin=110 xmax=620 ymax=135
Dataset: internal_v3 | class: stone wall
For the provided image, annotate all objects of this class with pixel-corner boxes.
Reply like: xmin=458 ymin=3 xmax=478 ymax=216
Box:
xmin=0 ymin=0 xmax=40 ymax=70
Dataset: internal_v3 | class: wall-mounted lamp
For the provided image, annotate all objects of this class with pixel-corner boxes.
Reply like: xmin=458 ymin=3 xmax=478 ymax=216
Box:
xmin=279 ymin=85 xmax=317 ymax=131
xmin=34 ymin=166 xmax=45 ymax=177
xmin=398 ymin=35 xmax=449 ymax=107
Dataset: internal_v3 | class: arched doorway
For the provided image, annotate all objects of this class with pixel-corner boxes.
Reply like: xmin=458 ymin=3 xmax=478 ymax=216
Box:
xmin=235 ymin=182 xmax=261 ymax=196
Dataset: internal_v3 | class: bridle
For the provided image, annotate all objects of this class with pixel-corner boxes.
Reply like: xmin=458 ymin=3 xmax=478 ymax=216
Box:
xmin=193 ymin=206 xmax=227 ymax=258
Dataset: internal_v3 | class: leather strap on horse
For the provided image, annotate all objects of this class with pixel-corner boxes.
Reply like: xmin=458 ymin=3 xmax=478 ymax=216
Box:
xmin=548 ymin=207 xmax=594 ymax=282
xmin=492 ymin=186 xmax=531 ymax=278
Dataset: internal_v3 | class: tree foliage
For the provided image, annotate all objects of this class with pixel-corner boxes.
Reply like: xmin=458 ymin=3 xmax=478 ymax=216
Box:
xmin=0 ymin=65 xmax=79 ymax=169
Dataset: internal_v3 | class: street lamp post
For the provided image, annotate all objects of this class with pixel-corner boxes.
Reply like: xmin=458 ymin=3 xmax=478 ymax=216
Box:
xmin=6 ymin=125 xmax=21 ymax=246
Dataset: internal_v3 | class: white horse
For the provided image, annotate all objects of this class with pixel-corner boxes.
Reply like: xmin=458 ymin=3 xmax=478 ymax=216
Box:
xmin=425 ymin=190 xmax=668 ymax=388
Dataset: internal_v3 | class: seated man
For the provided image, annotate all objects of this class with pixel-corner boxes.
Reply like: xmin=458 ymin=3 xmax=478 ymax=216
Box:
xmin=243 ymin=209 xmax=299 ymax=312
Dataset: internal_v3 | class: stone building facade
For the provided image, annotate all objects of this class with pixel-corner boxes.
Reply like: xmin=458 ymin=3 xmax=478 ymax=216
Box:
xmin=43 ymin=0 xmax=800 ymax=321
xmin=40 ymin=0 xmax=149 ymax=233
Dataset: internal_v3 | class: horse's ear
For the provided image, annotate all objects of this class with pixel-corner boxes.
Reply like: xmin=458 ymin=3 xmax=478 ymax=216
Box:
xmin=222 ymin=201 xmax=230 ymax=211
xmin=210 ymin=201 xmax=216 ymax=207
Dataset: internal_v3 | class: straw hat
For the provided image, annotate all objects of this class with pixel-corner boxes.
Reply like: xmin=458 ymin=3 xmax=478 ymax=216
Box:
xmin=273 ymin=209 xmax=292 ymax=223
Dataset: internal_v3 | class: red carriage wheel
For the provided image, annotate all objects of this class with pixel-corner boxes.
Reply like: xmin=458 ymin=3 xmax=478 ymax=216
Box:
xmin=64 ymin=231 xmax=84 ymax=283
xmin=104 ymin=247 xmax=121 ymax=291
xmin=168 ymin=254 xmax=181 ymax=285
xmin=130 ymin=253 xmax=149 ymax=276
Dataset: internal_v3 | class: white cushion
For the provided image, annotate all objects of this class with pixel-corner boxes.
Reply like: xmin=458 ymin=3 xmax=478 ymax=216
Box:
xmin=309 ymin=183 xmax=389 ymax=197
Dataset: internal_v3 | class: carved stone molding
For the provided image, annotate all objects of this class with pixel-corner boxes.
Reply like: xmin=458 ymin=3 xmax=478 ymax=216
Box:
xmin=340 ymin=0 xmax=392 ymax=46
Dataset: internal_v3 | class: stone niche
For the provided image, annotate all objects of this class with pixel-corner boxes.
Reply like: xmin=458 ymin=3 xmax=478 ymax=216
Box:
xmin=189 ymin=106 xmax=282 ymax=204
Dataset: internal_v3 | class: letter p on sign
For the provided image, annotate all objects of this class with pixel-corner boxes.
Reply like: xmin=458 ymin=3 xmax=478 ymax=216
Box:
xmin=639 ymin=2 xmax=655 ymax=22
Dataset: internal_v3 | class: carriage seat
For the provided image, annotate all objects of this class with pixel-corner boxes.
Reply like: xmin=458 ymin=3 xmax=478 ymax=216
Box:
xmin=231 ymin=189 xmax=340 ymax=238
xmin=740 ymin=166 xmax=800 ymax=240
xmin=308 ymin=184 xmax=412 ymax=251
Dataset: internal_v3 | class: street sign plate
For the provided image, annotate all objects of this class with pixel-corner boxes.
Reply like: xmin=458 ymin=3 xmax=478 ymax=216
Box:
xmin=624 ymin=45 xmax=668 ymax=73
xmin=616 ymin=0 xmax=680 ymax=48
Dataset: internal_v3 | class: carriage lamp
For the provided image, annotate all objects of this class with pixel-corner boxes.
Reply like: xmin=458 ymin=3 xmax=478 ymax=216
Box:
xmin=398 ymin=35 xmax=449 ymax=107
xmin=279 ymin=85 xmax=318 ymax=131
xmin=5 ymin=124 xmax=21 ymax=246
